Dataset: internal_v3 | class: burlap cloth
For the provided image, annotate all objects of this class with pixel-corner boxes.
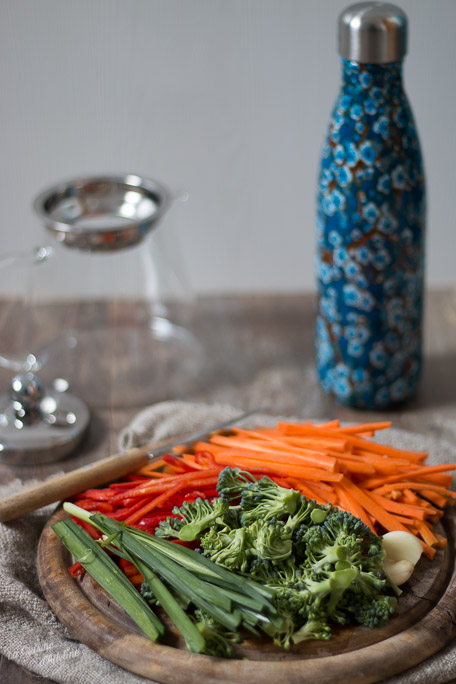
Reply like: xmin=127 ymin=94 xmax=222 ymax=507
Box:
xmin=1 ymin=400 xmax=455 ymax=683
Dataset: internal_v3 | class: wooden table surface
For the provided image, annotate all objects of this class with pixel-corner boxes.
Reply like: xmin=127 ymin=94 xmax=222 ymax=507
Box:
xmin=1 ymin=289 xmax=456 ymax=683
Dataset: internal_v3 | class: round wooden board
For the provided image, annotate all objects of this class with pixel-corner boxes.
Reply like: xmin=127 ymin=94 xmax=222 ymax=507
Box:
xmin=37 ymin=506 xmax=456 ymax=684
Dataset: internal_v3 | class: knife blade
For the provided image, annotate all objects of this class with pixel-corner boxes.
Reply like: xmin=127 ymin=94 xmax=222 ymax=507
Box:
xmin=0 ymin=406 xmax=265 ymax=523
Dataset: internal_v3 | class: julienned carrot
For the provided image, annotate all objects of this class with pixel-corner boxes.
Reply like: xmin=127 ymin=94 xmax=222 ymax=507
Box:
xmin=333 ymin=483 xmax=375 ymax=532
xmin=276 ymin=422 xmax=427 ymax=457
xmin=433 ymin=532 xmax=448 ymax=549
xmin=352 ymin=450 xmax=413 ymax=468
xmin=233 ymin=429 xmax=349 ymax=453
xmin=212 ymin=453 xmax=343 ymax=482
xmin=419 ymin=489 xmax=451 ymax=508
xmin=210 ymin=447 xmax=339 ymax=473
xmin=362 ymin=463 xmax=456 ymax=490
xmin=162 ymin=454 xmax=201 ymax=472
xmin=415 ymin=520 xmax=440 ymax=548
xmin=207 ymin=435 xmax=338 ymax=471
xmin=367 ymin=491 xmax=436 ymax=521
xmin=330 ymin=421 xmax=392 ymax=434
xmin=373 ymin=482 xmax=456 ymax=498
xmin=339 ymin=477 xmax=410 ymax=533
xmin=337 ymin=459 xmax=376 ymax=475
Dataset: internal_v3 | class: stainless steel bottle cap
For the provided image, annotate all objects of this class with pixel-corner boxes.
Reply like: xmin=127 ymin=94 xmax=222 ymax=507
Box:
xmin=338 ymin=2 xmax=407 ymax=64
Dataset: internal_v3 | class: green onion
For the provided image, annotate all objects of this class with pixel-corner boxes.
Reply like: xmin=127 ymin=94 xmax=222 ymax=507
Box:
xmin=52 ymin=519 xmax=164 ymax=642
xmin=58 ymin=503 xmax=279 ymax=649
xmin=132 ymin=555 xmax=205 ymax=653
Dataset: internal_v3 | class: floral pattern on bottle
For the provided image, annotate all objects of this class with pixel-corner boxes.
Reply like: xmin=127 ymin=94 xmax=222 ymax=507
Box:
xmin=316 ymin=59 xmax=425 ymax=408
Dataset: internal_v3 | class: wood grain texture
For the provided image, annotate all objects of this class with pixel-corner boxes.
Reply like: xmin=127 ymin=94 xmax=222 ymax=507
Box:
xmin=36 ymin=506 xmax=456 ymax=684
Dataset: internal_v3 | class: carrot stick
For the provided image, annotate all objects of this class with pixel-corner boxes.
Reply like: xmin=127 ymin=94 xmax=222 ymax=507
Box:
xmin=339 ymin=477 xmax=409 ymax=533
xmin=367 ymin=492 xmax=436 ymax=521
xmin=272 ymin=436 xmax=349 ymax=452
xmin=210 ymin=447 xmax=339 ymax=472
xmin=352 ymin=450 xmax=413 ymax=467
xmin=180 ymin=456 xmax=205 ymax=470
xmin=302 ymin=482 xmax=338 ymax=505
xmin=361 ymin=464 xmax=455 ymax=490
xmin=372 ymin=482 xmax=456 ymax=499
xmin=211 ymin=453 xmax=343 ymax=482
xmin=336 ymin=458 xmax=376 ymax=475
xmin=331 ymin=421 xmax=392 ymax=434
xmin=415 ymin=520 xmax=440 ymax=548
xmin=207 ymin=435 xmax=339 ymax=471
xmin=415 ymin=473 xmax=454 ymax=487
xmin=419 ymin=489 xmax=451 ymax=508
xmin=333 ymin=483 xmax=376 ymax=532
xmin=346 ymin=437 xmax=428 ymax=462
xmin=433 ymin=533 xmax=448 ymax=549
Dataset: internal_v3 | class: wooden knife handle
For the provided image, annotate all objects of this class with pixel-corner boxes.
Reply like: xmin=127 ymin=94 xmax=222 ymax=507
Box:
xmin=0 ymin=448 xmax=150 ymax=523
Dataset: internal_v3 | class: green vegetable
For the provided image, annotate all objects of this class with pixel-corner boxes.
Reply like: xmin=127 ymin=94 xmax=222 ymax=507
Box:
xmin=133 ymin=555 xmax=205 ymax=653
xmin=200 ymin=526 xmax=251 ymax=572
xmin=199 ymin=468 xmax=398 ymax=644
xmin=57 ymin=467 xmax=399 ymax=657
xmin=59 ymin=501 xmax=279 ymax=653
xmin=291 ymin=616 xmax=332 ymax=644
xmin=193 ymin=609 xmax=241 ymax=657
xmin=52 ymin=518 xmax=164 ymax=643
xmin=239 ymin=476 xmax=301 ymax=525
xmin=174 ymin=497 xmax=229 ymax=542
xmin=216 ymin=467 xmax=257 ymax=502
xmin=352 ymin=593 xmax=398 ymax=627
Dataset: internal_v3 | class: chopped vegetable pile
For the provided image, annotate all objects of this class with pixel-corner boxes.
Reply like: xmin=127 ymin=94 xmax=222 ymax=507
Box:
xmin=70 ymin=420 xmax=455 ymax=563
xmin=54 ymin=471 xmax=398 ymax=656
xmin=53 ymin=419 xmax=455 ymax=657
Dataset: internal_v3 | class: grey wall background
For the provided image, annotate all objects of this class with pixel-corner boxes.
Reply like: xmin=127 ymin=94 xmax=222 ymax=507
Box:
xmin=1 ymin=0 xmax=455 ymax=298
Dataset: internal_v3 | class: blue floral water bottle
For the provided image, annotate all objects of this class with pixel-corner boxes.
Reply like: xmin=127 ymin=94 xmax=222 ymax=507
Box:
xmin=315 ymin=2 xmax=425 ymax=409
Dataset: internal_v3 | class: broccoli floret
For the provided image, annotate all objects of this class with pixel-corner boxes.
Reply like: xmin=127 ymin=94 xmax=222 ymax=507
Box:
xmin=302 ymin=507 xmax=385 ymax=577
xmin=353 ymin=594 xmax=398 ymax=627
xmin=193 ymin=609 xmax=241 ymax=657
xmin=249 ymin=556 xmax=279 ymax=582
xmin=291 ymin=616 xmax=332 ymax=644
xmin=266 ymin=599 xmax=297 ymax=650
xmin=250 ymin=519 xmax=293 ymax=563
xmin=216 ymin=467 xmax=258 ymax=502
xmin=170 ymin=497 xmax=229 ymax=541
xmin=201 ymin=526 xmax=251 ymax=573
xmin=154 ymin=515 xmax=185 ymax=539
xmin=220 ymin=505 xmax=242 ymax=530
xmin=301 ymin=524 xmax=351 ymax=572
xmin=264 ymin=560 xmax=301 ymax=589
xmin=355 ymin=569 xmax=386 ymax=598
xmin=303 ymin=567 xmax=358 ymax=615
xmin=285 ymin=497 xmax=330 ymax=535
xmin=140 ymin=579 xmax=157 ymax=605
xmin=240 ymin=477 xmax=300 ymax=524
xmin=322 ymin=508 xmax=383 ymax=567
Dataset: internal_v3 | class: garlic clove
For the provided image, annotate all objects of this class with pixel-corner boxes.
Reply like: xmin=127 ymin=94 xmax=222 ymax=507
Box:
xmin=382 ymin=531 xmax=423 ymax=566
xmin=383 ymin=558 xmax=415 ymax=586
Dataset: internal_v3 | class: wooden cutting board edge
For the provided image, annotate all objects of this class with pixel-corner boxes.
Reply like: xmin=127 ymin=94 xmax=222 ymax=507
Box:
xmin=37 ymin=506 xmax=456 ymax=684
